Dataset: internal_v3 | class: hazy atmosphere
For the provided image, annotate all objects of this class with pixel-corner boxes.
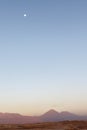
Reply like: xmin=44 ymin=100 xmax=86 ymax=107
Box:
xmin=0 ymin=0 xmax=87 ymax=116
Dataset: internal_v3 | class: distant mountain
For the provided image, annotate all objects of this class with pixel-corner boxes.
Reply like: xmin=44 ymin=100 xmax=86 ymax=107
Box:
xmin=0 ymin=110 xmax=86 ymax=124
xmin=40 ymin=109 xmax=61 ymax=122
xmin=39 ymin=110 xmax=80 ymax=122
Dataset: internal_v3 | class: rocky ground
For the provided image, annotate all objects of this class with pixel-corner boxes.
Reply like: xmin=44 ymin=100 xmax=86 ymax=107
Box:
xmin=0 ymin=121 xmax=87 ymax=130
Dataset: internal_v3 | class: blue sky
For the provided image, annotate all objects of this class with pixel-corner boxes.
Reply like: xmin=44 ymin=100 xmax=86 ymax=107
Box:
xmin=0 ymin=0 xmax=87 ymax=115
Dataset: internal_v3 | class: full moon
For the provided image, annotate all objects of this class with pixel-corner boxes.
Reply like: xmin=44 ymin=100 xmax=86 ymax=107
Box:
xmin=24 ymin=14 xmax=27 ymax=17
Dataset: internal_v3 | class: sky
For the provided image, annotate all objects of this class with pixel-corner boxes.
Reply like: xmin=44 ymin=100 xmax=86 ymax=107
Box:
xmin=0 ymin=0 xmax=87 ymax=116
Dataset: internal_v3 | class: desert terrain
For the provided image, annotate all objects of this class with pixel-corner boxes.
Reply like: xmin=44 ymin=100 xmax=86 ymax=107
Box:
xmin=0 ymin=121 xmax=87 ymax=130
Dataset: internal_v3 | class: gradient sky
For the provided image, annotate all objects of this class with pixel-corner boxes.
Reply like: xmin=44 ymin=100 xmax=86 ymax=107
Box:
xmin=0 ymin=0 xmax=87 ymax=115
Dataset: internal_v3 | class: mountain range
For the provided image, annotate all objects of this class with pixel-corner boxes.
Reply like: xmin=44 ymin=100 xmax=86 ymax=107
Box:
xmin=0 ymin=109 xmax=87 ymax=124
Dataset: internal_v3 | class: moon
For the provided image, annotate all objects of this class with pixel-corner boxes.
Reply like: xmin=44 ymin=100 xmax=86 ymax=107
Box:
xmin=24 ymin=14 xmax=27 ymax=17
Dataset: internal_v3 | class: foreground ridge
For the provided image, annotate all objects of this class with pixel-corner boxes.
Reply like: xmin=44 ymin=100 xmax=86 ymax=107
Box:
xmin=0 ymin=121 xmax=87 ymax=129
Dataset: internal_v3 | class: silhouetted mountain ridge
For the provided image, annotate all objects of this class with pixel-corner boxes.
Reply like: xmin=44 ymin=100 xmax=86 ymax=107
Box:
xmin=0 ymin=110 xmax=86 ymax=124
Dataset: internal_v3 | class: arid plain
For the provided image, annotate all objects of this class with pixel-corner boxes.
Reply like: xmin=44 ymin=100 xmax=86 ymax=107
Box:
xmin=0 ymin=121 xmax=87 ymax=130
